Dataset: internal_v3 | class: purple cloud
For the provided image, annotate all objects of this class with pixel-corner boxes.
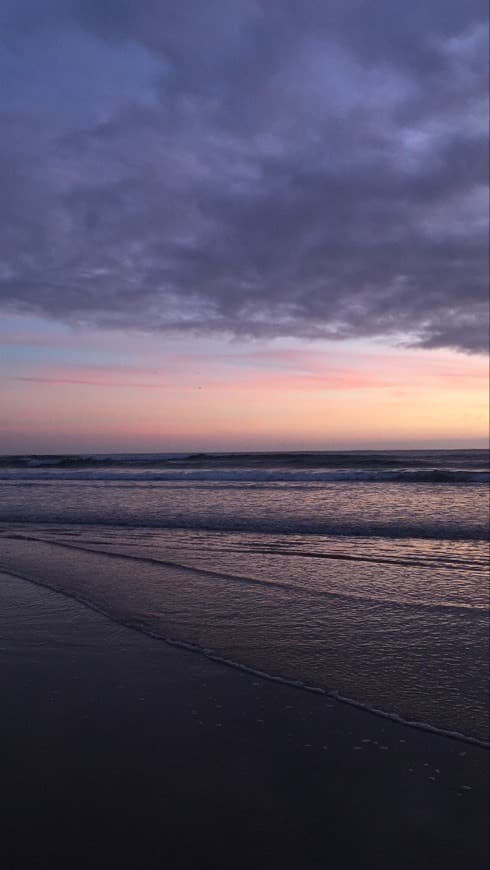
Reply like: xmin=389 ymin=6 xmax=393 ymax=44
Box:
xmin=0 ymin=1 xmax=488 ymax=353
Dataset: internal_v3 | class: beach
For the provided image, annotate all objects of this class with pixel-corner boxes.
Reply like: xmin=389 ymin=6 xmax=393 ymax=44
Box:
xmin=2 ymin=0 xmax=488 ymax=863
xmin=1 ymin=569 xmax=488 ymax=870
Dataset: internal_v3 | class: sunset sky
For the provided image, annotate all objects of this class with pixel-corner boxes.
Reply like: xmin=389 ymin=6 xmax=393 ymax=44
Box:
xmin=0 ymin=1 xmax=488 ymax=453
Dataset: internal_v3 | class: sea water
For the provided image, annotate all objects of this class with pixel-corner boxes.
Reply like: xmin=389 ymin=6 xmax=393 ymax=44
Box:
xmin=0 ymin=449 xmax=488 ymax=743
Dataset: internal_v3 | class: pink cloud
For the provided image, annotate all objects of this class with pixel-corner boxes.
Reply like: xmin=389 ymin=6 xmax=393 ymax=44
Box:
xmin=13 ymin=375 xmax=174 ymax=388
xmin=10 ymin=345 xmax=488 ymax=394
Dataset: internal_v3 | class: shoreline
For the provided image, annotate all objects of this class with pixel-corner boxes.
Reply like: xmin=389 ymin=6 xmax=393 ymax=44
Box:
xmin=2 ymin=563 xmax=488 ymax=751
xmin=1 ymin=569 xmax=488 ymax=869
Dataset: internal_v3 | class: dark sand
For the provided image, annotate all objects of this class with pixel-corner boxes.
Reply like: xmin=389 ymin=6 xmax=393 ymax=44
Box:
xmin=0 ymin=570 xmax=488 ymax=870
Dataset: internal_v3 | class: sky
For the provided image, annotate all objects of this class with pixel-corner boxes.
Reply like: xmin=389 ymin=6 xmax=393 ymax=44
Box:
xmin=0 ymin=0 xmax=488 ymax=453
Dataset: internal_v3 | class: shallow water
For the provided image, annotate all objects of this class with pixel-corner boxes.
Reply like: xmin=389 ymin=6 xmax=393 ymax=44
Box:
xmin=0 ymin=449 xmax=488 ymax=742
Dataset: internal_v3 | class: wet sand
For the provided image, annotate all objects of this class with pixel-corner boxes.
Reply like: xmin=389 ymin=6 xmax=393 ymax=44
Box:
xmin=0 ymin=570 xmax=488 ymax=870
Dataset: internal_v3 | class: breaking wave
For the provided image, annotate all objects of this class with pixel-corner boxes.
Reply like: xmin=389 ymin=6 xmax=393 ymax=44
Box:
xmin=1 ymin=468 xmax=488 ymax=484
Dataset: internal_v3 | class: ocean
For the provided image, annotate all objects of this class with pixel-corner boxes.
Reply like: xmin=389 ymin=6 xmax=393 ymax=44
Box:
xmin=0 ymin=449 xmax=488 ymax=745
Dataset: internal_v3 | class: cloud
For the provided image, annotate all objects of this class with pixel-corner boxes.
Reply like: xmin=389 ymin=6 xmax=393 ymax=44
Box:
xmin=0 ymin=0 xmax=488 ymax=353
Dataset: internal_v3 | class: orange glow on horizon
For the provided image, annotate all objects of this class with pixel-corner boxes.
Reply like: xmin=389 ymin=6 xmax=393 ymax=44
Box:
xmin=1 ymin=335 xmax=488 ymax=452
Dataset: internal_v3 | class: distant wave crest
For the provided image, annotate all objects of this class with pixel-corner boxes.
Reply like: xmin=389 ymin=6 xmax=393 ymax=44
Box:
xmin=0 ymin=468 xmax=488 ymax=484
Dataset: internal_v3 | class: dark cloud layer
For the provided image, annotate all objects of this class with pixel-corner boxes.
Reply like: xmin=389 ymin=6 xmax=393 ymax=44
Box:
xmin=0 ymin=1 xmax=488 ymax=351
